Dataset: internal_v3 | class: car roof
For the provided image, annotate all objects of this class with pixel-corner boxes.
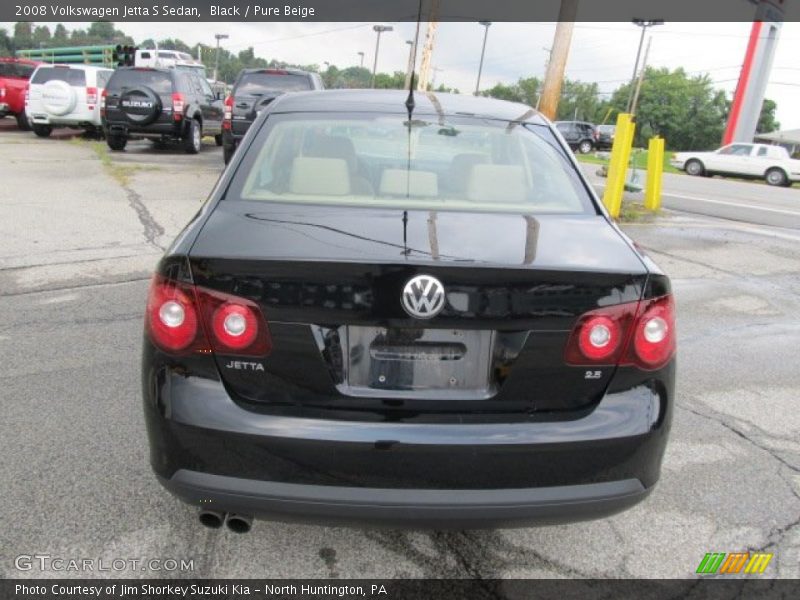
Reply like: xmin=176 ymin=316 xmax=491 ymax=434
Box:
xmin=268 ymin=89 xmax=546 ymax=123
xmin=240 ymin=67 xmax=314 ymax=77
xmin=34 ymin=63 xmax=112 ymax=72
xmin=0 ymin=57 xmax=40 ymax=65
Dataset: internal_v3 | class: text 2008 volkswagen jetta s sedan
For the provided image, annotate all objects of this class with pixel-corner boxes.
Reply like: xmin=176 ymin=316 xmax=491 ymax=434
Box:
xmin=142 ymin=90 xmax=675 ymax=532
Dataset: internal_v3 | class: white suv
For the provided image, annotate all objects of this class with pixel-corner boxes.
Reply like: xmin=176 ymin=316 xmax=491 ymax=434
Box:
xmin=25 ymin=64 xmax=113 ymax=137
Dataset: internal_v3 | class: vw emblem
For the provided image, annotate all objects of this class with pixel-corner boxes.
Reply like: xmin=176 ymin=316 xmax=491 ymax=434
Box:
xmin=402 ymin=275 xmax=446 ymax=319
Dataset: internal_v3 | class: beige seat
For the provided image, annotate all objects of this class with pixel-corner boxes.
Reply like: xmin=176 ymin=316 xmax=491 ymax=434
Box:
xmin=302 ymin=134 xmax=374 ymax=195
xmin=379 ymin=169 xmax=438 ymax=197
xmin=289 ymin=157 xmax=351 ymax=196
xmin=466 ymin=164 xmax=527 ymax=203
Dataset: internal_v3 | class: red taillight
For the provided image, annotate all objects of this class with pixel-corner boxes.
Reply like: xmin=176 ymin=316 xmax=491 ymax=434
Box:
xmin=146 ymin=276 xmax=202 ymax=352
xmin=565 ymin=301 xmax=638 ymax=366
xmin=222 ymin=94 xmax=233 ymax=130
xmin=86 ymin=86 xmax=97 ymax=106
xmin=172 ymin=92 xmax=185 ymax=121
xmin=145 ymin=274 xmax=272 ymax=357
xmin=630 ymin=295 xmax=676 ymax=369
xmin=565 ymin=295 xmax=675 ymax=370
xmin=198 ymin=287 xmax=272 ymax=356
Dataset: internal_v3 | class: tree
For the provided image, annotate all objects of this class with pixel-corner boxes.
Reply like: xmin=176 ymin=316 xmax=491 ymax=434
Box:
xmin=32 ymin=26 xmax=51 ymax=48
xmin=606 ymin=67 xmax=729 ymax=150
xmin=756 ymin=98 xmax=780 ymax=134
xmin=0 ymin=28 xmax=12 ymax=56
xmin=13 ymin=22 xmax=33 ymax=49
xmin=53 ymin=24 xmax=69 ymax=45
xmin=556 ymin=79 xmax=603 ymax=122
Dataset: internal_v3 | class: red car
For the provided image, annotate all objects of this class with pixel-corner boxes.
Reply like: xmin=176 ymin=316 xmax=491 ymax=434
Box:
xmin=0 ymin=57 xmax=40 ymax=130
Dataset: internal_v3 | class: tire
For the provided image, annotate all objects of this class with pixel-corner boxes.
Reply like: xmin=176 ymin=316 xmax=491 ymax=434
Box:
xmin=32 ymin=124 xmax=52 ymax=138
xmin=578 ymin=140 xmax=593 ymax=154
xmin=215 ymin=134 xmax=223 ymax=147
xmin=765 ymin=167 xmax=788 ymax=187
xmin=223 ymin=144 xmax=235 ymax=165
xmin=685 ymin=159 xmax=704 ymax=177
xmin=107 ymin=134 xmax=127 ymax=151
xmin=15 ymin=113 xmax=31 ymax=131
xmin=183 ymin=119 xmax=202 ymax=154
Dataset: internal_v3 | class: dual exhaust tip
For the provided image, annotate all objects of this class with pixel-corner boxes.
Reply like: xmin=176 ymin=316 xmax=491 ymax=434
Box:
xmin=198 ymin=509 xmax=252 ymax=534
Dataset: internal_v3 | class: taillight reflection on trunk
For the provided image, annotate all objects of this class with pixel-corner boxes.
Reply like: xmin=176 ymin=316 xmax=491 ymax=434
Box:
xmin=145 ymin=275 xmax=272 ymax=356
xmin=565 ymin=295 xmax=675 ymax=370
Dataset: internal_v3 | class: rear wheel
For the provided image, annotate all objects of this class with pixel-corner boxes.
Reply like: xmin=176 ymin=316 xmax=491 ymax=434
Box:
xmin=765 ymin=167 xmax=788 ymax=187
xmin=15 ymin=113 xmax=31 ymax=131
xmin=578 ymin=140 xmax=593 ymax=154
xmin=32 ymin=124 xmax=52 ymax=138
xmin=184 ymin=119 xmax=202 ymax=154
xmin=215 ymin=134 xmax=223 ymax=146
xmin=107 ymin=134 xmax=128 ymax=151
xmin=685 ymin=159 xmax=704 ymax=176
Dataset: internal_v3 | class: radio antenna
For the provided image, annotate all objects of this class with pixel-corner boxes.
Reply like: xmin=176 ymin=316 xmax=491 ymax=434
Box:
xmin=405 ymin=0 xmax=424 ymax=119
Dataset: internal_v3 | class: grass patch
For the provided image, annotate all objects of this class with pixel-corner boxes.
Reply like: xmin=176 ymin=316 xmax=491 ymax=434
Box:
xmin=577 ymin=148 xmax=682 ymax=175
xmin=617 ymin=200 xmax=660 ymax=223
xmin=71 ymin=137 xmax=142 ymax=186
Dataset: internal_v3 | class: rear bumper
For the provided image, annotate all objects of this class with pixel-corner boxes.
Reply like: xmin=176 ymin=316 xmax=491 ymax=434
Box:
xmin=161 ymin=470 xmax=650 ymax=529
xmin=105 ymin=119 xmax=185 ymax=138
xmin=144 ymin=361 xmax=673 ymax=527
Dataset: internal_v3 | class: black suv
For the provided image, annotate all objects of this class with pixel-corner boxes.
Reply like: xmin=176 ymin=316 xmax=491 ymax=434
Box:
xmin=222 ymin=68 xmax=323 ymax=163
xmin=102 ymin=67 xmax=224 ymax=153
xmin=554 ymin=120 xmax=598 ymax=154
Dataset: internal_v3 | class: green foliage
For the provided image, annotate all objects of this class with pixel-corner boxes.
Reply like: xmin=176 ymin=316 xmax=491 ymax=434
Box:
xmin=756 ymin=98 xmax=780 ymax=134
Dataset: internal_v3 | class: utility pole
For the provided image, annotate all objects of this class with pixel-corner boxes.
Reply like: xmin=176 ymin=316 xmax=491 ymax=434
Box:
xmin=538 ymin=0 xmax=579 ymax=120
xmin=474 ymin=21 xmax=491 ymax=96
xmin=370 ymin=25 xmax=393 ymax=88
xmin=213 ymin=33 xmax=228 ymax=82
xmin=630 ymin=36 xmax=652 ymax=116
xmin=626 ymin=19 xmax=663 ymax=112
xmin=404 ymin=40 xmax=415 ymax=89
xmin=357 ymin=51 xmax=364 ymax=68
xmin=417 ymin=0 xmax=440 ymax=91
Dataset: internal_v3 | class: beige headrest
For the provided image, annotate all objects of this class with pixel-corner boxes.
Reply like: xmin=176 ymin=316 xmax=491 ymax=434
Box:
xmin=289 ymin=157 xmax=351 ymax=196
xmin=467 ymin=164 xmax=527 ymax=203
xmin=379 ymin=169 xmax=438 ymax=197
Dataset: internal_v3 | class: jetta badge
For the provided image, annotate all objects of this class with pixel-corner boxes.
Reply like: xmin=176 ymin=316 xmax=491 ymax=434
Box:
xmin=402 ymin=275 xmax=446 ymax=319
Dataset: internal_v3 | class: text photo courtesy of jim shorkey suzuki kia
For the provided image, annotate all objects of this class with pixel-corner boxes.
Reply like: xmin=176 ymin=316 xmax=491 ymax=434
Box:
xmin=1 ymin=0 xmax=800 ymax=597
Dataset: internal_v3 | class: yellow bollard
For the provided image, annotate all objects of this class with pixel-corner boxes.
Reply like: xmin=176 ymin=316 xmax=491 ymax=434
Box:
xmin=644 ymin=136 xmax=665 ymax=211
xmin=602 ymin=113 xmax=636 ymax=218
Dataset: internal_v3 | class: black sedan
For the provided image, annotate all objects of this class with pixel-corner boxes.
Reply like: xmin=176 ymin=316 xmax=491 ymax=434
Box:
xmin=142 ymin=90 xmax=676 ymax=532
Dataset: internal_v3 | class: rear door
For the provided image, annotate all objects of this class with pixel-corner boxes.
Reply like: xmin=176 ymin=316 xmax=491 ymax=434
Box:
xmin=105 ymin=68 xmax=174 ymax=126
xmin=28 ymin=66 xmax=85 ymax=118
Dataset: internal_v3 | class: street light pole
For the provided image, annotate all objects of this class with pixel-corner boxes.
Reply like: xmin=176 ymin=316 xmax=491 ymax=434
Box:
xmin=370 ymin=25 xmax=393 ymax=88
xmin=357 ymin=51 xmax=364 ymax=68
xmin=404 ymin=40 xmax=415 ymax=89
xmin=626 ymin=19 xmax=663 ymax=113
xmin=213 ymin=33 xmax=229 ymax=82
xmin=474 ymin=21 xmax=491 ymax=96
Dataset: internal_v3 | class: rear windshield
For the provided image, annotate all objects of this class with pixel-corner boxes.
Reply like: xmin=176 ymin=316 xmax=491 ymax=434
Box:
xmin=235 ymin=72 xmax=312 ymax=96
xmin=108 ymin=69 xmax=172 ymax=95
xmin=230 ymin=113 xmax=594 ymax=214
xmin=31 ymin=67 xmax=86 ymax=86
xmin=0 ymin=62 xmax=36 ymax=78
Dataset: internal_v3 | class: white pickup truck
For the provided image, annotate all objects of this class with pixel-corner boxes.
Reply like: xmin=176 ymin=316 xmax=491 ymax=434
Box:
xmin=671 ymin=143 xmax=800 ymax=187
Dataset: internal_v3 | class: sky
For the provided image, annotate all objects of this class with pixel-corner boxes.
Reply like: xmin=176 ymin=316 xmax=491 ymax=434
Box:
xmin=4 ymin=20 xmax=800 ymax=130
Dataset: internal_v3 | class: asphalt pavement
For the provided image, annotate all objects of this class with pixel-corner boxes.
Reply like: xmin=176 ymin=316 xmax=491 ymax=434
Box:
xmin=1 ymin=119 xmax=798 ymax=579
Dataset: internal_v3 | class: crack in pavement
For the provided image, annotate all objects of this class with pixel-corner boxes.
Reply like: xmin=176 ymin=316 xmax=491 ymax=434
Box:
xmin=677 ymin=402 xmax=800 ymax=475
xmin=125 ymin=187 xmax=165 ymax=251
xmin=0 ymin=276 xmax=151 ymax=298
